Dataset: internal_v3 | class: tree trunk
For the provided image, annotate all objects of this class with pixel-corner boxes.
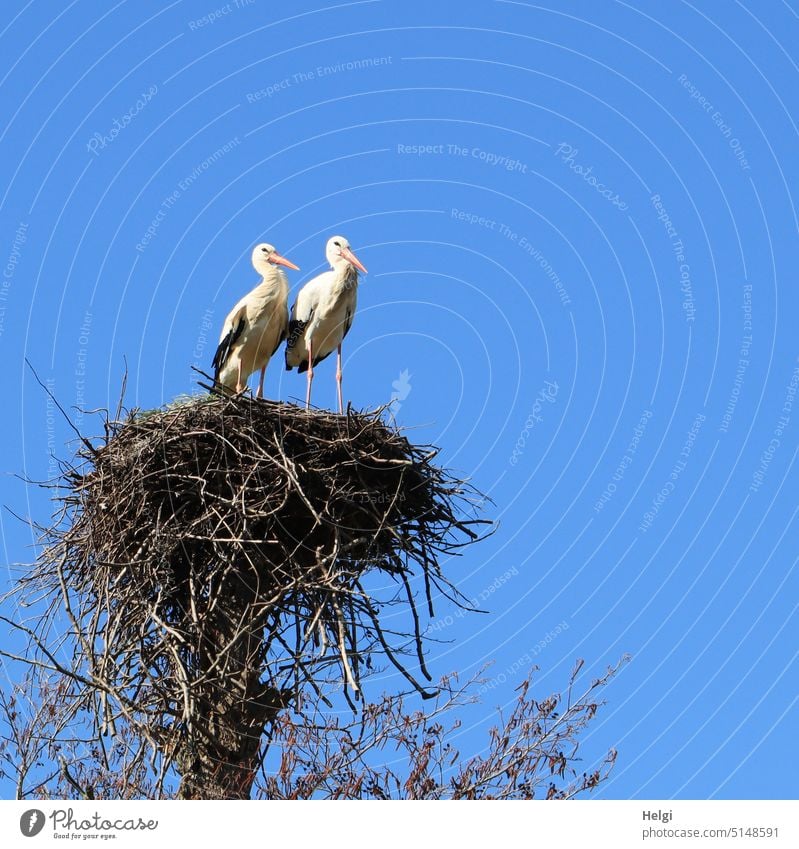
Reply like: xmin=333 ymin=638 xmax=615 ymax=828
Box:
xmin=175 ymin=568 xmax=285 ymax=799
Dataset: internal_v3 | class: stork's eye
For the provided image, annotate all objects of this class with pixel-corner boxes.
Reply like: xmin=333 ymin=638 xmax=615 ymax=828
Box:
xmin=261 ymin=247 xmax=268 ymax=252
xmin=334 ymin=241 xmax=341 ymax=247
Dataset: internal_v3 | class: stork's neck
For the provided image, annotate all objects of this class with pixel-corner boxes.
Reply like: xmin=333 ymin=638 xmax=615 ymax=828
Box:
xmin=330 ymin=261 xmax=358 ymax=291
xmin=255 ymin=264 xmax=287 ymax=288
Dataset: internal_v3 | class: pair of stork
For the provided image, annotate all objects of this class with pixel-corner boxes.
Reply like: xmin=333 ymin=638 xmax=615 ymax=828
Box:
xmin=212 ymin=235 xmax=367 ymax=413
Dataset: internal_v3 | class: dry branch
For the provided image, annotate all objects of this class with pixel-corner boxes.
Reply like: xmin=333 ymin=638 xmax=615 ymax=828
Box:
xmin=7 ymin=392 xmax=488 ymax=798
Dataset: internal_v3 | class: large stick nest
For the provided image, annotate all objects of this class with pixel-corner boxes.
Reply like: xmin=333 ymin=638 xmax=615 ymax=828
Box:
xmin=26 ymin=392 xmax=487 ymax=783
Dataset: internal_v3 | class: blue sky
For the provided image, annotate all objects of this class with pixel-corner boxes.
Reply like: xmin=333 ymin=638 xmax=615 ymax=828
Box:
xmin=1 ymin=0 xmax=798 ymax=799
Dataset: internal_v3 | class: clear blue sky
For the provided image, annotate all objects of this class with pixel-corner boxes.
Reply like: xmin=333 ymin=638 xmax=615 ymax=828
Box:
xmin=1 ymin=0 xmax=797 ymax=800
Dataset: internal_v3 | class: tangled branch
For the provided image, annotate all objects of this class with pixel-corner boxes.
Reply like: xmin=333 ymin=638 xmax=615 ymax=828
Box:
xmin=5 ymin=391 xmax=489 ymax=797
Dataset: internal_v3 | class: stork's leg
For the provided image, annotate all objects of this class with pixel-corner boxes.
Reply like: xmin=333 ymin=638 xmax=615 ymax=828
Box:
xmin=236 ymin=360 xmax=243 ymax=393
xmin=256 ymin=364 xmax=266 ymax=400
xmin=336 ymin=344 xmax=344 ymax=414
xmin=305 ymin=339 xmax=314 ymax=410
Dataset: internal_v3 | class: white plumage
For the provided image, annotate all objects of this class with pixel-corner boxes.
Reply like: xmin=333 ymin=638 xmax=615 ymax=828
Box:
xmin=213 ymin=243 xmax=299 ymax=398
xmin=285 ymin=235 xmax=368 ymax=413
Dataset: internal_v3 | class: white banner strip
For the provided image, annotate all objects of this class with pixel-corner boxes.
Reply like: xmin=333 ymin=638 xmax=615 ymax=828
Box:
xmin=2 ymin=799 xmax=797 ymax=848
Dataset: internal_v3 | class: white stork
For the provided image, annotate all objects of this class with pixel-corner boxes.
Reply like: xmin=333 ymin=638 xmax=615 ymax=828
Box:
xmin=212 ymin=243 xmax=299 ymax=398
xmin=284 ymin=235 xmax=368 ymax=413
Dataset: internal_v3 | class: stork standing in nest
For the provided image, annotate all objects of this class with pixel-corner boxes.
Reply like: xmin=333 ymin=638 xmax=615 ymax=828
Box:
xmin=285 ymin=235 xmax=368 ymax=413
xmin=213 ymin=243 xmax=300 ymax=398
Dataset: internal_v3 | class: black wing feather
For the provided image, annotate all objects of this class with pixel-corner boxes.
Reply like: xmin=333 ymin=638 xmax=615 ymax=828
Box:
xmin=292 ymin=307 xmax=352 ymax=373
xmin=342 ymin=307 xmax=353 ymax=340
xmin=272 ymin=323 xmax=287 ymax=357
xmin=298 ymin=348 xmax=334 ymax=373
xmin=284 ymin=305 xmax=313 ymax=371
xmin=212 ymin=316 xmax=245 ymax=381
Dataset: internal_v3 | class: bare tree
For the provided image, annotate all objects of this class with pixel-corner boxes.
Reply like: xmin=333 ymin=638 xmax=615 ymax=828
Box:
xmin=1 ymin=387 xmax=624 ymax=799
xmin=259 ymin=658 xmax=626 ymax=800
xmin=0 ymin=657 xmax=626 ymax=800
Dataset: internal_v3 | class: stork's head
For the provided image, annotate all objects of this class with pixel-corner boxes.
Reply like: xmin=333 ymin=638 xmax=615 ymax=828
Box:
xmin=326 ymin=235 xmax=367 ymax=274
xmin=251 ymin=243 xmax=300 ymax=275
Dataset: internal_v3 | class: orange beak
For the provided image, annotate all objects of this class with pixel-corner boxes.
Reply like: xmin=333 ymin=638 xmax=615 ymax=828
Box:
xmin=269 ymin=251 xmax=300 ymax=271
xmin=340 ymin=246 xmax=367 ymax=274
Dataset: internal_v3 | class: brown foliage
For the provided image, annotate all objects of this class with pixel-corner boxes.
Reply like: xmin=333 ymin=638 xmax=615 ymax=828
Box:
xmin=259 ymin=658 xmax=626 ymax=800
xmin=0 ymin=658 xmax=626 ymax=800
